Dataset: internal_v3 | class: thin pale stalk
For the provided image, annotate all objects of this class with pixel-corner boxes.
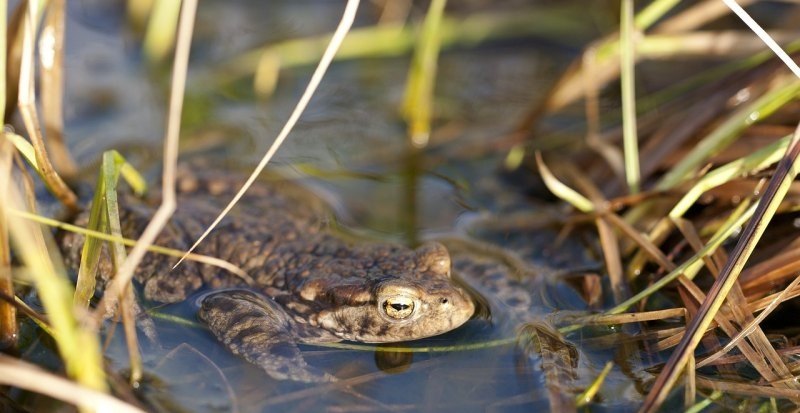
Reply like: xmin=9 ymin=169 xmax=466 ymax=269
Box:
xmin=175 ymin=0 xmax=360 ymax=268
xmin=723 ymin=0 xmax=800 ymax=78
xmin=620 ymin=0 xmax=640 ymax=193
xmin=584 ymin=46 xmax=625 ymax=178
xmin=568 ymin=308 xmax=685 ymax=326
xmin=17 ymin=0 xmax=77 ymax=212
xmin=0 ymin=354 xmax=143 ymax=412
xmin=94 ymin=0 xmax=198 ymax=321
xmin=640 ymin=124 xmax=800 ymax=413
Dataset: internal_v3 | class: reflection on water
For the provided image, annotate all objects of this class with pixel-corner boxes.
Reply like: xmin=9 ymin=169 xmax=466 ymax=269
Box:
xmin=14 ymin=1 xmax=646 ymax=412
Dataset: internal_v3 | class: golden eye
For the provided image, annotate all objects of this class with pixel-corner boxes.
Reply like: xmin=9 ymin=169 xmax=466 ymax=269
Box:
xmin=382 ymin=296 xmax=415 ymax=319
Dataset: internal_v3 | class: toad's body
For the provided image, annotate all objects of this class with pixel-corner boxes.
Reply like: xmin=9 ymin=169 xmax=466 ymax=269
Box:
xmin=62 ymin=171 xmax=474 ymax=382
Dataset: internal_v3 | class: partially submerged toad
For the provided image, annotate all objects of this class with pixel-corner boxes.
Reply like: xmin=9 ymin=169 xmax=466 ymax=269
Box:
xmin=61 ymin=171 xmax=475 ymax=382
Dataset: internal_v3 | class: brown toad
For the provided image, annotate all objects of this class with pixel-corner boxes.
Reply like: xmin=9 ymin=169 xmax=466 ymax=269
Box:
xmin=61 ymin=171 xmax=475 ymax=382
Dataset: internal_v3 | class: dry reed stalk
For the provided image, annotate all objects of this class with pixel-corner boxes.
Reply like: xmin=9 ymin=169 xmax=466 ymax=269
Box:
xmin=0 ymin=137 xmax=15 ymax=348
xmin=39 ymin=0 xmax=75 ymax=178
xmin=0 ymin=354 xmax=143 ymax=412
xmin=16 ymin=0 xmax=76 ymax=212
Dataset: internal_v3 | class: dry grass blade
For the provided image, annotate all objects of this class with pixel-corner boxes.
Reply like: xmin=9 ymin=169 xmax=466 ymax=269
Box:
xmin=535 ymin=152 xmax=593 ymax=213
xmin=17 ymin=0 xmax=77 ymax=212
xmin=0 ymin=138 xmax=16 ymax=348
xmin=175 ymin=0 xmax=360 ymax=268
xmin=568 ymin=308 xmax=685 ymax=326
xmin=4 ymin=2 xmax=25 ymax=121
xmin=576 ymin=361 xmax=613 ymax=407
xmin=639 ymin=124 xmax=800 ymax=413
xmin=653 ymin=0 xmax=755 ymax=34
xmin=561 ymin=164 xmax=629 ymax=304
xmin=0 ymin=354 xmax=144 ymax=413
xmin=674 ymin=216 xmax=796 ymax=393
xmin=695 ymin=376 xmax=800 ymax=400
xmin=94 ymin=0 xmax=197 ymax=322
xmin=610 ymin=200 xmax=755 ymax=315
xmin=629 ymin=133 xmax=789 ymax=276
xmin=696 ymin=274 xmax=800 ymax=369
xmin=39 ymin=0 xmax=75 ymax=178
xmin=9 ymin=208 xmax=251 ymax=283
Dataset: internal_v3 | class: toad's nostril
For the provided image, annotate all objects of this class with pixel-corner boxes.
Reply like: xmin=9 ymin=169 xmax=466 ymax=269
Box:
xmin=440 ymin=298 xmax=448 ymax=304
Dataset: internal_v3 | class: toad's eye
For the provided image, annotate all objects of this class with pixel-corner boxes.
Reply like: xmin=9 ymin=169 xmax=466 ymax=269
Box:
xmin=382 ymin=297 xmax=415 ymax=320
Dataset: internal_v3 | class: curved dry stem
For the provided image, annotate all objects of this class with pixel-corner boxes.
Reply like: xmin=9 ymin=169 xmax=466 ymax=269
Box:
xmin=174 ymin=0 xmax=361 ymax=268
xmin=178 ymin=0 xmax=359 ymax=268
xmin=18 ymin=0 xmax=77 ymax=212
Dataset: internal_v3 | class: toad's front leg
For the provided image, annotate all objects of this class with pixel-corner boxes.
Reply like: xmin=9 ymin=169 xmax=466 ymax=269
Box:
xmin=198 ymin=290 xmax=335 ymax=383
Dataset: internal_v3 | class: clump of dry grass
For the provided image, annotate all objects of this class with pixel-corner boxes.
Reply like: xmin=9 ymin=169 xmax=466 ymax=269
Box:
xmin=522 ymin=1 xmax=800 ymax=411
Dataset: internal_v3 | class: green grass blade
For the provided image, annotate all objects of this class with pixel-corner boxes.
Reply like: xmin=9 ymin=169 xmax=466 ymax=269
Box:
xmin=142 ymin=0 xmax=180 ymax=63
xmin=73 ymin=163 xmax=108 ymax=307
xmin=401 ymin=0 xmax=446 ymax=148
xmin=656 ymin=77 xmax=800 ymax=190
xmin=101 ymin=151 xmax=143 ymax=384
xmin=634 ymin=0 xmax=681 ymax=29
xmin=608 ymin=200 xmax=756 ymax=315
xmin=535 ymin=152 xmax=594 ymax=213
xmin=3 ymin=175 xmax=107 ymax=394
xmin=669 ymin=133 xmax=790 ymax=219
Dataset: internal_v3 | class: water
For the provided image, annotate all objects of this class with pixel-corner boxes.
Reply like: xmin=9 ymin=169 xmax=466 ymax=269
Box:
xmin=10 ymin=1 xmax=656 ymax=412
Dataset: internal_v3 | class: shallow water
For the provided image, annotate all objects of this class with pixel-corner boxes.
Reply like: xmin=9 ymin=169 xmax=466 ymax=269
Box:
xmin=9 ymin=1 xmax=664 ymax=412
